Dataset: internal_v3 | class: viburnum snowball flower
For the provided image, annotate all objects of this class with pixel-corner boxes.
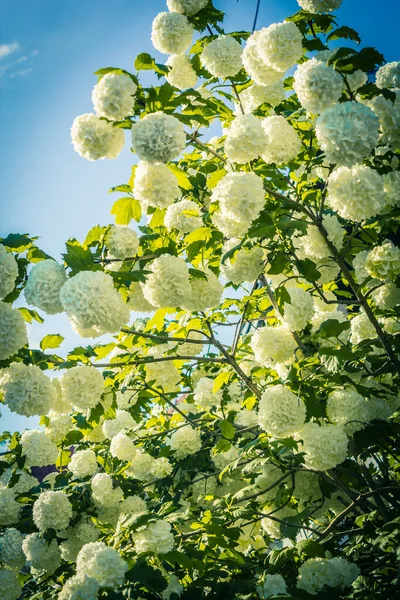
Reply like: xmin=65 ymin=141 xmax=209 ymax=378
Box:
xmin=183 ymin=268 xmax=223 ymax=312
xmin=256 ymin=22 xmax=303 ymax=72
xmin=128 ymin=282 xmax=155 ymax=312
xmin=239 ymin=81 xmax=286 ymax=113
xmin=352 ymin=250 xmax=370 ymax=284
xmin=0 ymin=487 xmax=21 ymax=526
xmin=142 ymin=254 xmax=191 ymax=308
xmin=71 ymin=113 xmax=125 ymax=161
xmin=296 ymin=422 xmax=348 ymax=470
xmin=316 ymin=102 xmax=380 ymax=166
xmin=294 ymin=215 xmax=344 ymax=261
xmin=165 ymin=199 xmax=202 ymax=233
xmin=258 ymin=385 xmax=306 ymax=437
xmin=365 ymin=240 xmax=400 ymax=281
xmin=0 ymin=568 xmax=22 ymax=600
xmin=151 ymin=12 xmax=194 ymax=55
xmin=59 ymin=574 xmax=100 ymax=600
xmin=92 ymin=72 xmax=137 ymax=121
xmin=194 ymin=377 xmax=222 ymax=409
xmin=225 ymin=114 xmax=267 ymax=163
xmin=294 ymin=471 xmax=323 ymax=505
xmin=91 ymin=474 xmax=123 ymax=508
xmin=20 ymin=430 xmax=58 ymax=467
xmin=33 ymin=490 xmax=72 ymax=531
xmin=119 ymin=494 xmax=147 ymax=519
xmin=127 ymin=452 xmax=157 ymax=481
xmin=293 ymin=58 xmax=343 ymax=114
xmin=0 ymin=245 xmax=18 ymax=300
xmin=258 ymin=574 xmax=287 ymax=599
xmin=330 ymin=557 xmax=361 ymax=590
xmin=297 ymin=0 xmax=343 ymax=12
xmin=68 ymin=449 xmax=98 ymax=478
xmin=201 ymin=35 xmax=243 ymax=78
xmin=24 ymin=259 xmax=67 ymax=314
xmin=327 ymin=165 xmax=386 ymax=222
xmin=166 ymin=54 xmax=197 ymax=89
xmin=376 ymin=61 xmax=400 ymax=89
xmin=105 ymin=226 xmax=139 ymax=260
xmin=131 ymin=112 xmax=186 ymax=163
xmin=211 ymin=172 xmax=265 ymax=238
xmin=23 ymin=533 xmax=61 ymax=573
xmin=383 ymin=171 xmax=400 ymax=208
xmin=261 ymin=505 xmax=298 ymax=539
xmin=347 ymin=69 xmax=368 ymax=92
xmin=167 ymin=0 xmax=208 ymax=15
xmin=0 ymin=363 xmax=54 ymax=417
xmin=283 ymin=287 xmax=314 ymax=331
xmin=1 ymin=469 xmax=39 ymax=494
xmin=60 ymin=271 xmax=130 ymax=337
xmin=76 ymin=541 xmax=128 ymax=588
xmin=110 ymin=431 xmax=136 ymax=461
xmin=0 ymin=528 xmax=25 ymax=569
xmin=0 ymin=301 xmax=27 ymax=360
xmin=44 ymin=411 xmax=72 ymax=444
xmin=134 ymin=519 xmax=175 ymax=555
xmin=61 ymin=366 xmax=104 ymax=412
xmin=350 ymin=311 xmax=376 ymax=345
xmin=242 ymin=31 xmax=284 ymax=86
xmin=372 ymin=282 xmax=400 ymax=309
xmin=211 ymin=445 xmax=239 ymax=470
xmin=168 ymin=426 xmax=202 ymax=459
xmin=162 ymin=575 xmax=183 ymax=600
xmin=297 ymin=557 xmax=360 ymax=594
xmin=261 ymin=115 xmax=302 ymax=164
xmin=251 ymin=325 xmax=297 ymax=369
xmin=327 ymin=388 xmax=374 ymax=435
xmin=221 ymin=243 xmax=264 ymax=285
xmin=134 ymin=161 xmax=180 ymax=211
xmin=102 ymin=409 xmax=136 ymax=440
xmin=146 ymin=356 xmax=181 ymax=392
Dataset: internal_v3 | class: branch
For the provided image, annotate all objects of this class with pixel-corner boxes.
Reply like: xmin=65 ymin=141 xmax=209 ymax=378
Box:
xmin=121 ymin=328 xmax=211 ymax=346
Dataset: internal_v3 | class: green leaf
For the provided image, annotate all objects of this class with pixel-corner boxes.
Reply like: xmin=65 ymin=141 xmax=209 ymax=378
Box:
xmin=185 ymin=227 xmax=213 ymax=245
xmin=167 ymin=164 xmax=193 ymax=190
xmin=327 ymin=26 xmax=361 ymax=44
xmin=26 ymin=246 xmax=52 ymax=263
xmin=220 ymin=420 xmax=235 ymax=440
xmin=316 ymin=318 xmax=350 ymax=339
xmin=297 ymin=539 xmax=325 ymax=558
xmin=1 ymin=234 xmax=33 ymax=252
xmin=189 ymin=268 xmax=208 ymax=280
xmin=212 ymin=371 xmax=231 ymax=392
xmin=134 ymin=53 xmax=155 ymax=70
xmin=85 ymin=225 xmax=107 ymax=247
xmin=149 ymin=208 xmax=165 ymax=229
xmin=63 ymin=430 xmax=84 ymax=446
xmin=269 ymin=547 xmax=297 ymax=568
xmin=40 ymin=334 xmax=64 ymax=351
xmin=109 ymin=184 xmax=132 ymax=194
xmin=62 ymin=239 xmax=96 ymax=275
xmin=111 ymin=197 xmax=141 ymax=225
xmin=18 ymin=307 xmax=44 ymax=324
xmin=207 ymin=168 xmax=227 ymax=189
xmin=268 ymin=253 xmax=287 ymax=275
xmin=296 ymin=258 xmax=321 ymax=283
xmin=164 ymin=550 xmax=193 ymax=569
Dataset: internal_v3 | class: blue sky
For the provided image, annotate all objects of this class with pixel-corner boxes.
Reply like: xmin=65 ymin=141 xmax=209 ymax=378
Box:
xmin=0 ymin=0 xmax=399 ymax=432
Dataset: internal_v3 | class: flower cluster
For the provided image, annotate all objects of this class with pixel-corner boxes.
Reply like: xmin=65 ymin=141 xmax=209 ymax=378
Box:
xmin=221 ymin=243 xmax=264 ymax=285
xmin=261 ymin=115 xmax=302 ymax=164
xmin=76 ymin=541 xmax=128 ymax=588
xmin=251 ymin=324 xmax=297 ymax=370
xmin=22 ymin=533 xmax=61 ymax=573
xmin=239 ymin=81 xmax=286 ymax=113
xmin=133 ymin=520 xmax=175 ymax=555
xmin=242 ymin=31 xmax=284 ymax=86
xmin=0 ymin=487 xmax=21 ymax=526
xmin=20 ymin=430 xmax=58 ymax=467
xmin=297 ymin=0 xmax=343 ymax=12
xmin=166 ymin=0 xmax=208 ymax=15
xmin=69 ymin=449 xmax=98 ymax=478
xmin=0 ymin=569 xmax=21 ymax=600
xmin=102 ymin=410 xmax=136 ymax=439
xmin=0 ymin=528 xmax=25 ymax=569
xmin=60 ymin=365 xmax=104 ymax=412
xmin=165 ymin=199 xmax=202 ymax=233
xmin=256 ymin=22 xmax=303 ymax=72
xmin=134 ymin=160 xmax=180 ymax=210
xmin=142 ymin=254 xmax=190 ymax=308
xmin=327 ymin=165 xmax=385 ymax=221
xmin=0 ymin=245 xmax=18 ymax=299
xmin=132 ymin=112 xmax=186 ymax=163
xmin=257 ymin=574 xmax=287 ymax=599
xmin=168 ymin=426 xmax=202 ymax=459
xmin=296 ymin=422 xmax=348 ymax=470
xmin=194 ymin=377 xmax=222 ymax=409
xmin=376 ymin=61 xmax=400 ymax=89
xmin=225 ymin=114 xmax=267 ymax=164
xmin=151 ymin=11 xmax=194 ymax=54
xmin=365 ymin=240 xmax=400 ymax=281
xmin=166 ymin=53 xmax=197 ymax=89
xmin=201 ymin=35 xmax=243 ymax=78
xmin=283 ymin=287 xmax=314 ymax=331
xmin=327 ymin=388 xmax=374 ymax=435
xmin=0 ymin=363 xmax=54 ymax=417
xmin=293 ymin=58 xmax=343 ymax=114
xmin=33 ymin=490 xmax=72 ymax=531
xmin=92 ymin=72 xmax=137 ymax=121
xmin=297 ymin=557 xmax=360 ymax=594
xmin=184 ymin=268 xmax=223 ymax=312
xmin=24 ymin=259 xmax=67 ymax=314
xmin=71 ymin=113 xmax=125 ymax=161
xmin=105 ymin=226 xmax=139 ymax=260
xmin=59 ymin=574 xmax=100 ymax=600
xmin=0 ymin=301 xmax=27 ymax=361
xmin=258 ymin=385 xmax=306 ymax=437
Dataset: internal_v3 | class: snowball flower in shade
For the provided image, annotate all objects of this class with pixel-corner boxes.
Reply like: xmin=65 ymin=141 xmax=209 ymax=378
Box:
xmin=261 ymin=505 xmax=297 ymax=539
xmin=69 ymin=449 xmax=98 ymax=478
xmin=142 ymin=254 xmax=191 ymax=308
xmin=372 ymin=282 xmax=400 ymax=309
xmin=22 ymin=533 xmax=61 ymax=573
xmin=0 ymin=245 xmax=18 ymax=300
xmin=102 ymin=409 xmax=136 ymax=439
xmin=119 ymin=495 xmax=147 ymax=519
xmin=134 ymin=160 xmax=180 ymax=210
xmin=201 ymin=35 xmax=243 ymax=78
xmin=294 ymin=471 xmax=322 ymax=505
xmin=296 ymin=422 xmax=348 ymax=470
xmin=0 ymin=528 xmax=25 ymax=568
xmin=256 ymin=22 xmax=303 ymax=72
xmin=235 ymin=408 xmax=258 ymax=428
xmin=1 ymin=469 xmax=39 ymax=494
xmin=293 ymin=58 xmax=343 ymax=114
xmin=211 ymin=445 xmax=239 ymax=470
xmin=365 ymin=240 xmax=400 ymax=281
xmin=33 ymin=490 xmax=72 ymax=531
xmin=251 ymin=324 xmax=297 ymax=369
xmin=168 ymin=426 xmax=202 ymax=459
xmin=0 ymin=363 xmax=54 ymax=417
xmin=316 ymin=102 xmax=380 ymax=166
xmin=167 ymin=0 xmax=208 ymax=15
xmin=24 ymin=259 xmax=67 ymax=314
xmin=128 ymin=282 xmax=155 ymax=312
xmin=162 ymin=575 xmax=183 ymax=600
xmin=297 ymin=557 xmax=359 ymax=594
xmin=376 ymin=61 xmax=400 ymax=89
xmin=225 ymin=114 xmax=267 ymax=164
xmin=76 ymin=542 xmax=128 ymax=588
xmin=183 ymin=268 xmax=223 ymax=312
xmin=20 ymin=430 xmax=58 ymax=467
xmin=105 ymin=226 xmax=139 ymax=260
xmin=165 ymin=199 xmax=202 ymax=233
xmin=242 ymin=31 xmax=284 ymax=86
xmin=134 ymin=519 xmax=175 ymax=555
xmin=261 ymin=116 xmax=302 ymax=164
xmin=327 ymin=165 xmax=385 ymax=222
xmin=259 ymin=385 xmax=306 ymax=437
xmin=0 ymin=301 xmax=27 ymax=360
xmin=327 ymin=388 xmax=373 ymax=435
xmin=330 ymin=557 xmax=361 ymax=590
xmin=367 ymin=92 xmax=400 ymax=147
xmin=127 ymin=452 xmax=157 ymax=481
xmin=347 ymin=69 xmax=368 ymax=92
xmin=131 ymin=112 xmax=186 ymax=163
xmin=194 ymin=377 xmax=222 ymax=410
xmin=257 ymin=574 xmax=287 ymax=599
xmin=71 ymin=113 xmax=125 ymax=161
xmin=0 ymin=568 xmax=22 ymax=600
xmin=297 ymin=0 xmax=343 ymax=12
xmin=383 ymin=171 xmax=400 ymax=208
xmin=92 ymin=72 xmax=137 ymax=121
xmin=151 ymin=12 xmax=194 ymax=55
xmin=60 ymin=366 xmax=104 ymax=412
xmin=110 ymin=431 xmax=136 ymax=461
xmin=91 ymin=474 xmax=123 ymax=508
xmin=283 ymin=287 xmax=314 ymax=331
xmin=59 ymin=574 xmax=100 ymax=600
xmin=350 ymin=311 xmax=376 ymax=345
xmin=239 ymin=81 xmax=286 ymax=113
xmin=221 ymin=243 xmax=264 ymax=285
xmin=60 ymin=271 xmax=130 ymax=337
xmin=294 ymin=215 xmax=344 ymax=261
xmin=0 ymin=487 xmax=21 ymax=526
xmin=45 ymin=411 xmax=72 ymax=444
xmin=166 ymin=54 xmax=197 ymax=89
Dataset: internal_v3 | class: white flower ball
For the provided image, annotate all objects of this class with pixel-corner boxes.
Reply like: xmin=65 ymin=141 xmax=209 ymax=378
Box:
xmin=0 ymin=528 xmax=25 ymax=568
xmin=142 ymin=254 xmax=191 ymax=308
xmin=350 ymin=311 xmax=376 ymax=345
xmin=242 ymin=31 xmax=284 ymax=86
xmin=102 ymin=409 xmax=136 ymax=440
xmin=251 ymin=324 xmax=297 ymax=369
xmin=327 ymin=165 xmax=385 ymax=221
xmin=297 ymin=0 xmax=343 ymax=12
xmin=1 ymin=469 xmax=39 ymax=494
xmin=71 ymin=113 xmax=125 ymax=161
xmin=347 ymin=69 xmax=368 ymax=92
xmin=60 ymin=271 xmax=130 ymax=337
xmin=166 ymin=54 xmax=197 ymax=89
xmin=0 ymin=487 xmax=21 ymax=526
xmin=91 ymin=474 xmax=123 ymax=508
xmin=183 ymin=268 xmax=223 ymax=312
xmin=59 ymin=574 xmax=100 ymax=600
xmin=134 ymin=519 xmax=175 ymax=555
xmin=22 ymin=533 xmax=61 ymax=573
xmin=146 ymin=356 xmax=181 ymax=392
xmin=221 ymin=243 xmax=264 ymax=285
xmin=283 ymin=287 xmax=314 ymax=331
xmin=201 ymin=35 xmax=243 ymax=78
xmin=92 ymin=72 xmax=137 ymax=121
xmin=0 ymin=246 xmax=18 ymax=300
xmin=132 ymin=112 xmax=186 ymax=163
xmin=194 ymin=377 xmax=222 ymax=409
xmin=134 ymin=160 xmax=180 ymax=211
xmin=0 ymin=302 xmax=27 ymax=361
xmin=258 ymin=385 xmax=306 ymax=437
xmin=372 ymin=282 xmax=400 ymax=309
xmin=168 ymin=426 xmax=202 ymax=459
xmin=128 ymin=282 xmax=155 ymax=312
xmin=235 ymin=408 xmax=258 ymax=428
xmin=151 ymin=12 xmax=194 ymax=55
xmin=365 ymin=240 xmax=400 ymax=281
xmin=165 ymin=199 xmax=202 ymax=233
xmin=376 ymin=61 xmax=400 ymax=89
xmin=296 ymin=422 xmax=348 ymax=470
xmin=110 ymin=431 xmax=136 ymax=461
xmin=352 ymin=250 xmax=370 ymax=284
xmin=20 ymin=430 xmax=58 ymax=467
xmin=61 ymin=366 xmax=104 ymax=412
xmin=0 ymin=363 xmax=54 ymax=417
xmin=24 ymin=259 xmax=67 ymax=314
xmin=239 ymin=81 xmax=285 ymax=114
xmin=327 ymin=388 xmax=374 ymax=435
xmin=167 ymin=0 xmax=208 ymax=15
xmin=127 ymin=452 xmax=157 ymax=481
xmin=0 ymin=568 xmax=22 ymax=600
xmin=297 ymin=558 xmax=336 ymax=594
xmin=119 ymin=495 xmax=147 ymax=518
xmin=329 ymin=557 xmax=361 ymax=589
xmin=225 ymin=114 xmax=267 ymax=164
xmin=33 ymin=490 xmax=73 ymax=531
xmin=383 ymin=171 xmax=400 ymax=208
xmin=76 ymin=541 xmax=128 ymax=588
xmin=294 ymin=471 xmax=322 ymax=504
xmin=293 ymin=58 xmax=343 ymax=114
xmin=316 ymin=102 xmax=380 ymax=166
xmin=45 ymin=411 xmax=72 ymax=443
xmin=257 ymin=22 xmax=303 ymax=72
xmin=261 ymin=115 xmax=302 ymax=164
xmin=152 ymin=457 xmax=173 ymax=479
xmin=105 ymin=226 xmax=139 ymax=260
xmin=258 ymin=574 xmax=287 ymax=599
xmin=261 ymin=505 xmax=298 ymax=539
xmin=69 ymin=449 xmax=98 ymax=478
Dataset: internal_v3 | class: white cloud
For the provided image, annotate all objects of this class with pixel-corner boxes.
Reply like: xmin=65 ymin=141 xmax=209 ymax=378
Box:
xmin=0 ymin=42 xmax=20 ymax=59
